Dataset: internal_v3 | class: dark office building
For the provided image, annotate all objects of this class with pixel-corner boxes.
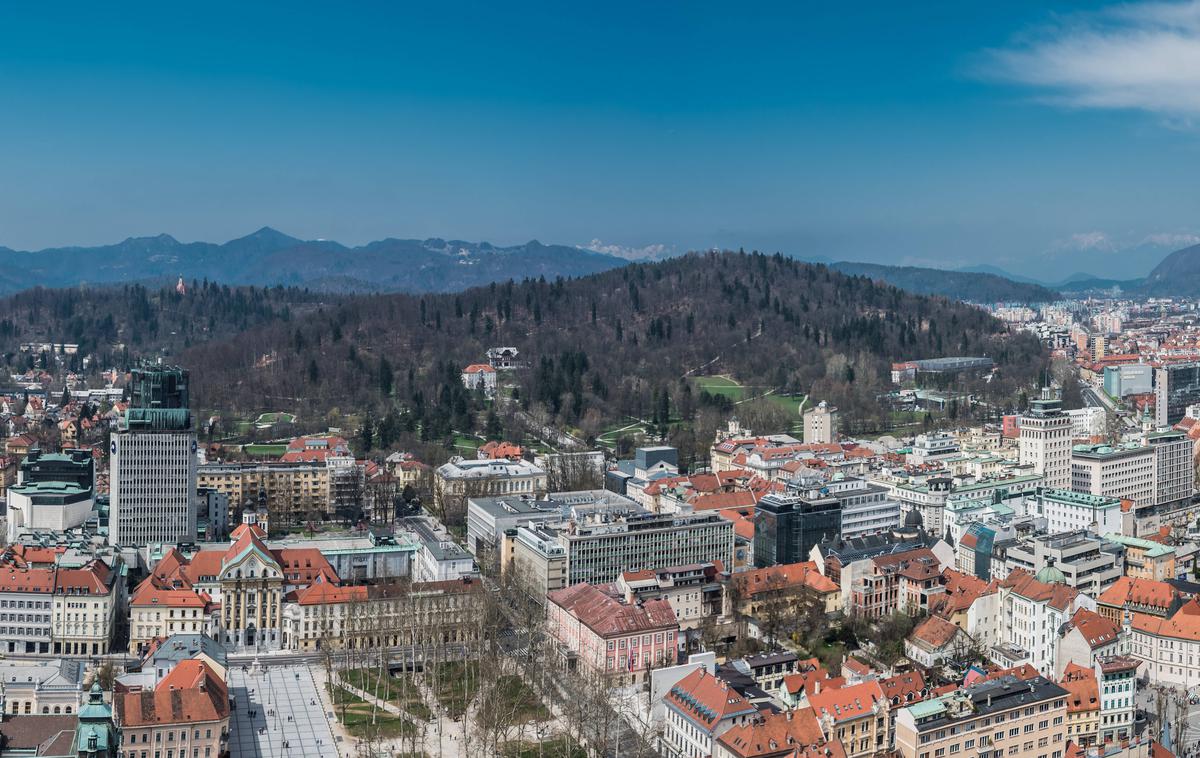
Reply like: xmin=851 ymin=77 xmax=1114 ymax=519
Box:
xmin=19 ymin=447 xmax=95 ymax=492
xmin=1155 ymin=362 xmax=1200 ymax=427
xmin=753 ymin=492 xmax=842 ymax=568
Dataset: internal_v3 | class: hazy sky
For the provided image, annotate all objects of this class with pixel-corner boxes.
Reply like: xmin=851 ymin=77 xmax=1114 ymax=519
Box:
xmin=1 ymin=0 xmax=1199 ymax=280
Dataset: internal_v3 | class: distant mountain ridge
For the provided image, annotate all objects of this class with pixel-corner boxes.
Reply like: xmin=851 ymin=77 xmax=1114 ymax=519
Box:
xmin=0 ymin=228 xmax=629 ymax=294
xmin=830 ymin=261 xmax=1060 ymax=303
xmin=1141 ymin=243 xmax=1200 ymax=296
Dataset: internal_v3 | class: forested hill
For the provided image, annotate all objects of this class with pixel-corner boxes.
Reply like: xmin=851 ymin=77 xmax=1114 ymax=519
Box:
xmin=181 ymin=252 xmax=1047 ymax=436
xmin=0 ymin=283 xmax=331 ymax=370
xmin=831 ymin=262 xmax=1060 ymax=303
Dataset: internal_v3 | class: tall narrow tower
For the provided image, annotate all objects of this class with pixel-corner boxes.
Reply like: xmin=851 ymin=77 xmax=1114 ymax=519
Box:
xmin=110 ymin=365 xmax=197 ymax=547
xmin=1019 ymin=387 xmax=1072 ymax=490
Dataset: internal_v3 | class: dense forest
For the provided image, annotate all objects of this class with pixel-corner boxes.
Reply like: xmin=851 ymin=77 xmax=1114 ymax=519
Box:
xmin=170 ymin=252 xmax=1047 ymax=455
xmin=0 ymin=282 xmax=331 ymax=371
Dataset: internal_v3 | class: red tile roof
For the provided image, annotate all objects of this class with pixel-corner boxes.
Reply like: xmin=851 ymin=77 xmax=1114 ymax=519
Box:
xmin=549 ymin=583 xmax=677 ymax=637
xmin=807 ymin=681 xmax=885 ymax=725
xmin=664 ymin=668 xmax=757 ymax=731
xmin=116 ymin=660 xmax=229 ymax=727
xmin=1059 ymin=663 xmax=1099 ymax=714
xmin=1000 ymin=568 xmax=1078 ymax=611
xmin=1096 ymin=576 xmax=1179 ymax=613
xmin=880 ymin=671 xmax=927 ymax=707
xmin=909 ymin=615 xmax=962 ymax=649
xmin=1065 ymin=608 xmax=1120 ymax=650
xmin=716 ymin=707 xmax=847 ymax=758
xmin=735 ymin=562 xmax=839 ymax=597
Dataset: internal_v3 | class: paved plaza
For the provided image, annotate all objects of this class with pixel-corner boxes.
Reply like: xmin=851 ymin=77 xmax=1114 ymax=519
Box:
xmin=228 ymin=663 xmax=342 ymax=758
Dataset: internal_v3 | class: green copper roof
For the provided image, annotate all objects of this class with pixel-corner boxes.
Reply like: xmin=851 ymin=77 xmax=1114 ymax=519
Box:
xmin=905 ymin=698 xmax=948 ymax=719
xmin=121 ymin=407 xmax=193 ymax=431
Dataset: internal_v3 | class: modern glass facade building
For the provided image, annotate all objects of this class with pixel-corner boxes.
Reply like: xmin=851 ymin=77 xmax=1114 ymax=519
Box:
xmin=753 ymin=492 xmax=841 ymax=568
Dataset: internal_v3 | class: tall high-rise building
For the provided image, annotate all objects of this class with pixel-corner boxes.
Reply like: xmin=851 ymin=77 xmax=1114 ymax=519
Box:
xmin=802 ymin=400 xmax=837 ymax=444
xmin=110 ymin=366 xmax=197 ymax=547
xmin=1019 ymin=388 xmax=1071 ymax=490
xmin=1155 ymin=363 xmax=1200 ymax=427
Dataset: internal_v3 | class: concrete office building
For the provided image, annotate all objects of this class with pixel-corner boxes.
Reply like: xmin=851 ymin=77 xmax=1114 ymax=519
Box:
xmin=1070 ymin=443 xmax=1155 ymax=508
xmin=1019 ymin=388 xmax=1072 ymax=489
xmin=1002 ymin=531 xmax=1125 ymax=597
xmin=109 ymin=365 xmax=198 ymax=547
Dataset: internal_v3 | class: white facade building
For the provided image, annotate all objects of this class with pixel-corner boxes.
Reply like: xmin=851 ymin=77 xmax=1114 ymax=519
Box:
xmin=1067 ymin=407 xmax=1106 ymax=439
xmin=802 ymin=401 xmax=837 ymax=444
xmin=1019 ymin=389 xmax=1072 ymax=490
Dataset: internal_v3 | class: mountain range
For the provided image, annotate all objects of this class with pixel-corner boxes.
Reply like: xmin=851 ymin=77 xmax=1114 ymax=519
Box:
xmin=5 ymin=227 xmax=1200 ymax=302
xmin=0 ymin=228 xmax=628 ymax=294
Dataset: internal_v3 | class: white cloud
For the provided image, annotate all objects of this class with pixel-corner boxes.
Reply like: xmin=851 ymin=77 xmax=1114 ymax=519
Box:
xmin=1141 ymin=231 xmax=1200 ymax=247
xmin=1052 ymin=231 xmax=1116 ymax=252
xmin=986 ymin=1 xmax=1200 ymax=116
xmin=582 ymin=239 xmax=674 ymax=260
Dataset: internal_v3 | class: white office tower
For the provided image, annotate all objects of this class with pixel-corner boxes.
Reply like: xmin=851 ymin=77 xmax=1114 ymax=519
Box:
xmin=1019 ymin=388 xmax=1071 ymax=490
xmin=803 ymin=400 xmax=838 ymax=444
xmin=110 ymin=366 xmax=198 ymax=547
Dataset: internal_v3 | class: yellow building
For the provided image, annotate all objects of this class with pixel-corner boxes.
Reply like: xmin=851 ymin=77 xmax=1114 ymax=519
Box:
xmin=895 ymin=673 xmax=1068 ymax=758
xmin=198 ymin=461 xmax=331 ymax=521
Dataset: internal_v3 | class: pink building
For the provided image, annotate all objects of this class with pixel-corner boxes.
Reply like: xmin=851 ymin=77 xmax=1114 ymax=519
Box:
xmin=547 ymin=583 xmax=678 ymax=683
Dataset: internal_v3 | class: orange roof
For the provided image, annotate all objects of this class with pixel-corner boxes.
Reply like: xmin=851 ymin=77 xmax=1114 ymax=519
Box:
xmin=1131 ymin=609 xmax=1200 ymax=641
xmin=808 ymin=680 xmax=884 ymax=724
xmin=690 ymin=491 xmax=761 ymax=511
xmin=735 ymin=561 xmax=839 ymax=597
xmin=229 ymin=523 xmax=266 ymax=541
xmin=130 ymin=576 xmax=210 ymax=609
xmin=1000 ymin=568 xmax=1078 ymax=611
xmin=463 ymin=363 xmax=495 ymax=374
xmin=979 ymin=663 xmax=1041 ymax=683
xmin=1096 ymin=576 xmax=1179 ymax=613
xmin=716 ymin=707 xmax=847 ymax=758
xmin=53 ymin=560 xmax=111 ymax=595
xmin=291 ymin=572 xmax=366 ymax=606
xmin=880 ymin=671 xmax=926 ymax=707
xmin=116 ymin=660 xmax=229 ymax=727
xmin=1059 ymin=662 xmax=1099 ymax=714
xmin=665 ymin=669 xmax=756 ymax=730
xmin=1066 ymin=608 xmax=1119 ymax=650
xmin=715 ymin=507 xmax=756 ymax=541
xmin=479 ymin=441 xmax=524 ymax=460
xmin=0 ymin=566 xmax=55 ymax=593
xmin=909 ymin=615 xmax=961 ymax=649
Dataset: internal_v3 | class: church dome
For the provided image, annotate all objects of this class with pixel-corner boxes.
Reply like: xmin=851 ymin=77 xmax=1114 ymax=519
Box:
xmin=1035 ymin=564 xmax=1067 ymax=585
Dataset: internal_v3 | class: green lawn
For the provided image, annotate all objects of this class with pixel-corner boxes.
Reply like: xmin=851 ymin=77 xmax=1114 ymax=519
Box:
xmin=243 ymin=443 xmax=288 ymax=457
xmin=326 ymin=683 xmax=416 ymax=739
xmin=452 ymin=434 xmax=482 ymax=453
xmin=767 ymin=393 xmax=806 ymax=415
xmin=340 ymin=668 xmax=432 ymax=721
xmin=693 ymin=375 xmax=745 ymax=401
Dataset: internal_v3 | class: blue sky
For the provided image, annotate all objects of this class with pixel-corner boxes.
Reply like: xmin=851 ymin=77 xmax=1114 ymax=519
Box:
xmin=1 ymin=0 xmax=1198 ymax=280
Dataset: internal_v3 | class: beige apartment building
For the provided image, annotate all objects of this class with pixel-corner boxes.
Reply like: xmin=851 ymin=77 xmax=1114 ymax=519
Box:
xmin=895 ymin=674 xmax=1068 ymax=758
xmin=198 ymin=461 xmax=331 ymax=521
